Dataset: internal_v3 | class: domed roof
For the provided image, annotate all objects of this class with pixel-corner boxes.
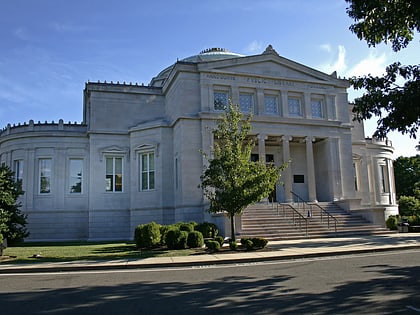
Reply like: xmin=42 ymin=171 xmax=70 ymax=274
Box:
xmin=181 ymin=48 xmax=244 ymax=62
xmin=150 ymin=48 xmax=244 ymax=86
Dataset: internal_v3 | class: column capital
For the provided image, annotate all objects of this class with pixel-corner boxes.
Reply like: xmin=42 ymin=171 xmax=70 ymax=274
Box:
xmin=282 ymin=135 xmax=293 ymax=142
xmin=305 ymin=136 xmax=315 ymax=143
xmin=257 ymin=134 xmax=268 ymax=141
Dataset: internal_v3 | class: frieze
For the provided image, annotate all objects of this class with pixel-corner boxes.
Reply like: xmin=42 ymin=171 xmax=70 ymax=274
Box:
xmin=205 ymin=73 xmax=333 ymax=90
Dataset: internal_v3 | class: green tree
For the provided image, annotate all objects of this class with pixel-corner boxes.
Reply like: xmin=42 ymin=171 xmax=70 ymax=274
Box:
xmin=394 ymin=155 xmax=420 ymax=198
xmin=346 ymin=0 xmax=420 ymax=142
xmin=0 ymin=165 xmax=29 ymax=245
xmin=199 ymin=103 xmax=286 ymax=241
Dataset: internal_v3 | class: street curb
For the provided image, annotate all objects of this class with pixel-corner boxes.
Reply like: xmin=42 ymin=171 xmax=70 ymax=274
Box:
xmin=1 ymin=245 xmax=420 ymax=274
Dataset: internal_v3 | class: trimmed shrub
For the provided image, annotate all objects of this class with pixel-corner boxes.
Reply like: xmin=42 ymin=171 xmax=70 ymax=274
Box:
xmin=240 ymin=237 xmax=250 ymax=245
xmin=179 ymin=222 xmax=194 ymax=233
xmin=187 ymin=231 xmax=204 ymax=248
xmin=134 ymin=222 xmax=161 ymax=249
xmin=229 ymin=241 xmax=238 ymax=251
xmin=386 ymin=215 xmax=399 ymax=230
xmin=159 ymin=225 xmax=171 ymax=246
xmin=243 ymin=239 xmax=254 ymax=251
xmin=165 ymin=229 xmax=188 ymax=250
xmin=206 ymin=240 xmax=220 ymax=252
xmin=251 ymin=237 xmax=268 ymax=249
xmin=215 ymin=235 xmax=224 ymax=246
xmin=195 ymin=222 xmax=218 ymax=238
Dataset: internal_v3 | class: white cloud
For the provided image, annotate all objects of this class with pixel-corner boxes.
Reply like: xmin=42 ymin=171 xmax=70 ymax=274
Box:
xmin=246 ymin=40 xmax=263 ymax=54
xmin=319 ymin=45 xmax=347 ymax=75
xmin=346 ymin=51 xmax=388 ymax=77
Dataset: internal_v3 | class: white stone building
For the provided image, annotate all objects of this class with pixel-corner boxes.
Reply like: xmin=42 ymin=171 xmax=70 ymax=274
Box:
xmin=0 ymin=46 xmax=398 ymax=241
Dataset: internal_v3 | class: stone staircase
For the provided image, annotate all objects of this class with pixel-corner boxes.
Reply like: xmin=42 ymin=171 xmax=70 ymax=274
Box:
xmin=239 ymin=202 xmax=394 ymax=241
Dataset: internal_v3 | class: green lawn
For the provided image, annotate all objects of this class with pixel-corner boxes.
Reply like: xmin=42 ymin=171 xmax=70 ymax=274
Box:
xmin=1 ymin=242 xmax=205 ymax=263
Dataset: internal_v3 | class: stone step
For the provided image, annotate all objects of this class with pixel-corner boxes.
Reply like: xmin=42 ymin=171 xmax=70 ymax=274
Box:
xmin=239 ymin=202 xmax=393 ymax=240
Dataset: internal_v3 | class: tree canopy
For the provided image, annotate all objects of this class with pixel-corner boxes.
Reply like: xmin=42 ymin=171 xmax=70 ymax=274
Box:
xmin=199 ymin=103 xmax=285 ymax=241
xmin=0 ymin=165 xmax=28 ymax=245
xmin=394 ymin=155 xmax=420 ymax=198
xmin=346 ymin=0 xmax=420 ymax=143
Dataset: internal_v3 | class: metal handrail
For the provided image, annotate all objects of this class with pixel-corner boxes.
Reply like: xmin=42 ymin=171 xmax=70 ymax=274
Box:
xmin=290 ymin=191 xmax=338 ymax=233
xmin=277 ymin=203 xmax=308 ymax=237
xmin=309 ymin=203 xmax=338 ymax=232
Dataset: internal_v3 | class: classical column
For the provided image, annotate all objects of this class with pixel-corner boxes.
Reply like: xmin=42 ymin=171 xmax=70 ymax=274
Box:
xmin=282 ymin=135 xmax=293 ymax=203
xmin=305 ymin=136 xmax=317 ymax=202
xmin=257 ymin=134 xmax=267 ymax=162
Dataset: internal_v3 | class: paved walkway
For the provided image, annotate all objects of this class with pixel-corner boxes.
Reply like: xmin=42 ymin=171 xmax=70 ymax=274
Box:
xmin=1 ymin=233 xmax=420 ymax=273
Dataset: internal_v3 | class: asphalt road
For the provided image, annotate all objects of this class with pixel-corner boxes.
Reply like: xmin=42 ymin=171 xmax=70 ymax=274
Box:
xmin=1 ymin=250 xmax=419 ymax=315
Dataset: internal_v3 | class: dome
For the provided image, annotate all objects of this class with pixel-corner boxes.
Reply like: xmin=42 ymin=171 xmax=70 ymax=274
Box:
xmin=181 ymin=48 xmax=244 ymax=62
xmin=150 ymin=48 xmax=244 ymax=86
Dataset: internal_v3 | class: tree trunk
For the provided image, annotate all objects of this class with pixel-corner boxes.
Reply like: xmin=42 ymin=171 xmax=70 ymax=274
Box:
xmin=230 ymin=215 xmax=235 ymax=242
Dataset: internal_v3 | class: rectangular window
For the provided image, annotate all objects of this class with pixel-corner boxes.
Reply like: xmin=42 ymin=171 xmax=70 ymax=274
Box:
xmin=250 ymin=154 xmax=259 ymax=162
xmin=39 ymin=159 xmax=52 ymax=194
xmin=214 ymin=91 xmax=229 ymax=110
xmin=288 ymin=97 xmax=303 ymax=116
xmin=141 ymin=152 xmax=155 ymax=190
xmin=293 ymin=174 xmax=305 ymax=183
xmin=239 ymin=93 xmax=254 ymax=113
xmin=14 ymin=160 xmax=24 ymax=184
xmin=69 ymin=159 xmax=83 ymax=193
xmin=106 ymin=157 xmax=123 ymax=192
xmin=264 ymin=95 xmax=278 ymax=115
xmin=380 ymin=164 xmax=388 ymax=193
xmin=311 ymin=99 xmax=323 ymax=118
xmin=353 ymin=162 xmax=359 ymax=191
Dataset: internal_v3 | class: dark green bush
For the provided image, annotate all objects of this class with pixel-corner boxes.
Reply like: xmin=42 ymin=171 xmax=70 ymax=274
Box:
xmin=187 ymin=231 xmax=204 ymax=248
xmin=243 ymin=239 xmax=254 ymax=251
xmin=215 ymin=235 xmax=224 ymax=246
xmin=134 ymin=221 xmax=161 ymax=249
xmin=386 ymin=215 xmax=399 ymax=230
xmin=179 ymin=222 xmax=194 ymax=232
xmin=195 ymin=222 xmax=218 ymax=238
xmin=229 ymin=241 xmax=238 ymax=251
xmin=165 ymin=229 xmax=188 ymax=250
xmin=159 ymin=225 xmax=172 ymax=246
xmin=206 ymin=240 xmax=220 ymax=252
xmin=251 ymin=237 xmax=268 ymax=249
xmin=240 ymin=237 xmax=250 ymax=245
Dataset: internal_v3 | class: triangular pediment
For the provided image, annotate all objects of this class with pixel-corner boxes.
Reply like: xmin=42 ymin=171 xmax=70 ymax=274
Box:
xmin=197 ymin=53 xmax=344 ymax=86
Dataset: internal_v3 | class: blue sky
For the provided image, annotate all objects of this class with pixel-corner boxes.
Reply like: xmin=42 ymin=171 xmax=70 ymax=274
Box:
xmin=1 ymin=0 xmax=418 ymax=157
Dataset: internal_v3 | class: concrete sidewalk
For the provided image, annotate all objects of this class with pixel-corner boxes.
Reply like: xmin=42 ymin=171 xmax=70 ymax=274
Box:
xmin=1 ymin=233 xmax=420 ymax=274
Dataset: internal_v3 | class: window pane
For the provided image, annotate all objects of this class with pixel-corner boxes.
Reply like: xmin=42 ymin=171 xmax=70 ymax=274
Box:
xmin=106 ymin=175 xmax=113 ymax=191
xmin=115 ymin=158 xmax=122 ymax=174
xmin=14 ymin=160 xmax=24 ymax=183
xmin=69 ymin=159 xmax=83 ymax=193
xmin=39 ymin=159 xmax=51 ymax=194
xmin=214 ymin=92 xmax=228 ymax=110
xmin=142 ymin=154 xmax=148 ymax=171
xmin=311 ymin=99 xmax=323 ymax=118
xmin=239 ymin=94 xmax=253 ymax=113
xmin=149 ymin=171 xmax=155 ymax=189
xmin=264 ymin=96 xmax=278 ymax=115
xmin=140 ymin=152 xmax=155 ymax=190
xmin=288 ymin=98 xmax=302 ymax=116
xmin=149 ymin=153 xmax=154 ymax=170
xmin=106 ymin=158 xmax=113 ymax=174
xmin=115 ymin=174 xmax=123 ymax=191
xmin=105 ymin=157 xmax=123 ymax=192
xmin=141 ymin=172 xmax=148 ymax=190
